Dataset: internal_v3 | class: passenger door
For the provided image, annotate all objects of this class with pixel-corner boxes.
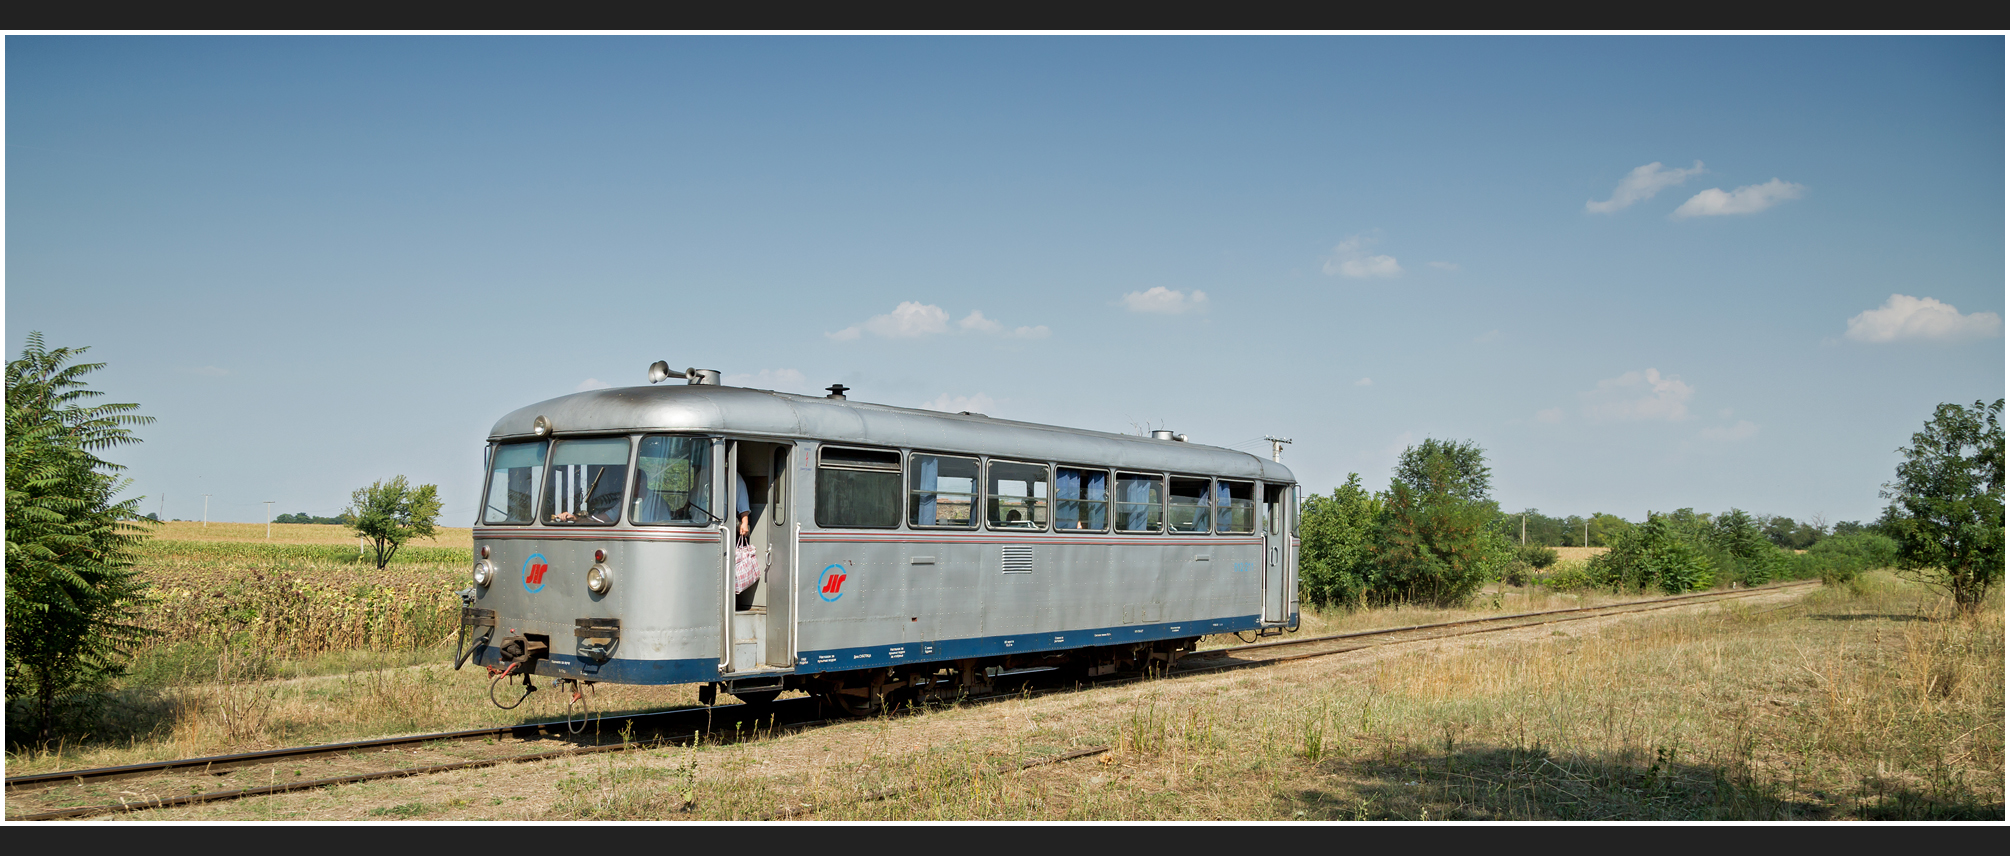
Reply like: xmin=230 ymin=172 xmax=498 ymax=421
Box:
xmin=1263 ymin=484 xmax=1289 ymax=624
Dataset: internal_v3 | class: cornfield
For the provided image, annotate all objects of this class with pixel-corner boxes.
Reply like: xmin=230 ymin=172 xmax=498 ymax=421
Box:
xmin=133 ymin=540 xmax=470 ymax=659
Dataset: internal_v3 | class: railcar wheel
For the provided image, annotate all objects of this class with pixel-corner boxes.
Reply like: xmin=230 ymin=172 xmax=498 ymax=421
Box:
xmin=823 ymin=672 xmax=888 ymax=717
xmin=827 ymin=687 xmax=882 ymax=717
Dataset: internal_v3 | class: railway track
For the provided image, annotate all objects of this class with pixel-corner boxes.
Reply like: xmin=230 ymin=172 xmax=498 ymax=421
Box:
xmin=7 ymin=580 xmax=1816 ymax=821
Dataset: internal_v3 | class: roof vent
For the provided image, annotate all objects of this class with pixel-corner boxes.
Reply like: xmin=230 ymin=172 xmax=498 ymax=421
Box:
xmin=826 ymin=384 xmax=849 ymax=400
xmin=1151 ymin=430 xmax=1176 ymax=441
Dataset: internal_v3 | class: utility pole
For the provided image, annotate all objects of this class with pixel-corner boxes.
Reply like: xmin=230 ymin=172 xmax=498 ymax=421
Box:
xmin=1264 ymin=436 xmax=1293 ymax=462
xmin=1585 ymin=520 xmax=1590 ymax=548
xmin=203 ymin=495 xmax=211 ymax=528
xmin=1521 ymin=513 xmax=1527 ymax=546
xmin=264 ymin=501 xmax=274 ymax=540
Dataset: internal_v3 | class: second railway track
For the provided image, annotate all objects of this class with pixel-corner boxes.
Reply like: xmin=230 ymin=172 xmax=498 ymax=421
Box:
xmin=7 ymin=580 xmax=1817 ymax=821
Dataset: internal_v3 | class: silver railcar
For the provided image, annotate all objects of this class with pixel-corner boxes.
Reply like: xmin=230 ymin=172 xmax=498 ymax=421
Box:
xmin=458 ymin=374 xmax=1298 ymax=713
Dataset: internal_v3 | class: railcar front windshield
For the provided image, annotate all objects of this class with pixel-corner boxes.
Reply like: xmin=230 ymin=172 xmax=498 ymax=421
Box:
xmin=483 ymin=440 xmax=548 ymax=525
xmin=632 ymin=435 xmax=715 ymax=525
xmin=544 ymin=437 xmax=630 ymax=525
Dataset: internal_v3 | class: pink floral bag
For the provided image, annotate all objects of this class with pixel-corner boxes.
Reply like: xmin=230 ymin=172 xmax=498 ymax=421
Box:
xmin=734 ymin=543 xmax=760 ymax=593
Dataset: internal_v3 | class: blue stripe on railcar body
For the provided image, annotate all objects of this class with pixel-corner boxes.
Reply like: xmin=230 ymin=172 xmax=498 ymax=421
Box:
xmin=473 ymin=647 xmax=722 ymax=685
xmin=472 ymin=613 xmax=1273 ymax=684
xmin=792 ymin=613 xmax=1266 ymax=674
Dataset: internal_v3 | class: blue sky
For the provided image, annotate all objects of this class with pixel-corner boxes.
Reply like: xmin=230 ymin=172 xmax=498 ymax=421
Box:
xmin=7 ymin=36 xmax=2003 ymax=526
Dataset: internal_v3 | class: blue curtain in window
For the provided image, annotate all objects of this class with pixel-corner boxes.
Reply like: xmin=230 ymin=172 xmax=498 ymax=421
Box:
xmin=1124 ymin=477 xmax=1149 ymax=531
xmin=1085 ymin=471 xmax=1107 ymax=530
xmin=917 ymin=455 xmax=938 ymax=526
xmin=1055 ymin=469 xmax=1080 ymax=528
xmin=1215 ymin=481 xmax=1231 ymax=532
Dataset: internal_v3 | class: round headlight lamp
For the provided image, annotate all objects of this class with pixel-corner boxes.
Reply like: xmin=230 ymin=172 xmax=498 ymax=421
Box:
xmin=586 ymin=564 xmax=612 ymax=594
xmin=473 ymin=560 xmax=495 ymax=588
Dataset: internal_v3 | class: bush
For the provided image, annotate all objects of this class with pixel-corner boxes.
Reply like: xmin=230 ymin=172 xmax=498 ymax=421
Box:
xmin=1537 ymin=559 xmax=1596 ymax=591
xmin=1299 ymin=474 xmax=1380 ymax=610
xmin=1781 ymin=532 xmax=1902 ymax=586
xmin=1588 ymin=514 xmax=1718 ymax=594
xmin=1515 ymin=544 xmax=1559 ymax=569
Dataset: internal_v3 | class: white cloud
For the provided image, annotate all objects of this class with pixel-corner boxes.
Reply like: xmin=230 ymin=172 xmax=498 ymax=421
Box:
xmin=1334 ymin=255 xmax=1402 ymax=278
xmin=1586 ymin=161 xmax=1705 ymax=214
xmin=1354 ymin=377 xmax=1374 ymax=387
xmin=1428 ymin=261 xmax=1461 ymax=271
xmin=1844 ymin=294 xmax=2003 ymax=343
xmin=960 ymin=310 xmax=1051 ymax=339
xmin=575 ymin=378 xmax=612 ymax=392
xmin=1699 ymin=420 xmax=1759 ymax=442
xmin=723 ymin=368 xmax=813 ymax=393
xmin=922 ymin=392 xmax=998 ymax=415
xmin=959 ymin=311 xmax=1002 ymax=333
xmin=1671 ymin=178 xmax=1806 ymax=218
xmin=828 ymin=301 xmax=951 ymax=341
xmin=1121 ymin=287 xmax=1209 ymax=315
xmin=1535 ymin=408 xmax=1564 ymax=424
xmin=1322 ymin=231 xmax=1402 ymax=278
xmin=1582 ymin=368 xmax=1694 ymax=422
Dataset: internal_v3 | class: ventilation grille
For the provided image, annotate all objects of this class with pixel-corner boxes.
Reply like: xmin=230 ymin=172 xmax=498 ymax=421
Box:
xmin=1001 ymin=545 xmax=1033 ymax=574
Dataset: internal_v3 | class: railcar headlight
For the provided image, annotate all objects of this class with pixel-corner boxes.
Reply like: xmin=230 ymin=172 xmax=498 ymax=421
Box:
xmin=586 ymin=564 xmax=611 ymax=594
xmin=473 ymin=560 xmax=495 ymax=588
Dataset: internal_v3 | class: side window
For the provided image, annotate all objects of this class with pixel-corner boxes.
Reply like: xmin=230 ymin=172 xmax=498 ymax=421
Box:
xmin=1115 ymin=472 xmax=1164 ymax=533
xmin=815 ymin=446 xmax=901 ymax=528
xmin=1054 ymin=467 xmax=1109 ymax=531
xmin=987 ymin=460 xmax=1049 ymax=530
xmin=545 ymin=437 xmax=631 ymax=526
xmin=910 ymin=453 xmax=980 ymax=528
xmin=1264 ymin=483 xmax=1288 ymax=536
xmin=1217 ymin=480 xmax=1256 ymax=534
xmin=1168 ymin=477 xmax=1212 ymax=533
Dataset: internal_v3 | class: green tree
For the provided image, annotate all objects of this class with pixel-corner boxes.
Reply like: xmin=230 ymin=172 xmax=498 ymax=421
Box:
xmin=1298 ymin=474 xmax=1381 ymax=608
xmin=1368 ymin=439 xmax=1502 ymax=607
xmin=1590 ymin=513 xmax=1717 ymax=594
xmin=1586 ymin=512 xmax=1635 ymax=547
xmin=1711 ymin=508 xmax=1784 ymax=587
xmin=346 ymin=476 xmax=442 ymax=569
xmin=1392 ymin=438 xmax=1491 ymax=503
xmin=1879 ymin=399 xmax=2005 ymax=613
xmin=5 ymin=333 xmax=155 ymax=742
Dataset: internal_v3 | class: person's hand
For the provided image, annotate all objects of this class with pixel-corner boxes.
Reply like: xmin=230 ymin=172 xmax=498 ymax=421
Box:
xmin=738 ymin=516 xmax=750 ymax=538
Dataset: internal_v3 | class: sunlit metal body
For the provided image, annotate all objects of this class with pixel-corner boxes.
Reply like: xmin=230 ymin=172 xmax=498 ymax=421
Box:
xmin=463 ymin=383 xmax=1298 ymax=706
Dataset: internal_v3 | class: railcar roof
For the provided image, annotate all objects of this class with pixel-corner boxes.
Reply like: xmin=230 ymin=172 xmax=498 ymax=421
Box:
xmin=489 ymin=384 xmax=1294 ymax=483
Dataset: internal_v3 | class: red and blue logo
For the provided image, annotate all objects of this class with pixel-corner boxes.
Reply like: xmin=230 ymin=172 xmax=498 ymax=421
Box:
xmin=818 ymin=564 xmax=848 ymax=602
xmin=523 ymin=553 xmax=550 ymax=594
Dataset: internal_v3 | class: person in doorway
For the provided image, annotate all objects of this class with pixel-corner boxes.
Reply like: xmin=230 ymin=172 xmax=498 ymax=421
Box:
xmin=736 ymin=470 xmax=751 ymax=545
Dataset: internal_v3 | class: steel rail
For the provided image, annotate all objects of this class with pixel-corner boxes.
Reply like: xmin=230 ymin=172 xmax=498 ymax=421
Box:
xmin=12 ymin=581 xmax=1816 ymax=821
xmin=4 ymin=704 xmax=767 ymax=790
xmin=1173 ymin=582 xmax=1825 ymax=675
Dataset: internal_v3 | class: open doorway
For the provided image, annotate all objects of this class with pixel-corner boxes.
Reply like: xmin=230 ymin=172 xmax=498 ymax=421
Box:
xmin=725 ymin=441 xmax=795 ymax=673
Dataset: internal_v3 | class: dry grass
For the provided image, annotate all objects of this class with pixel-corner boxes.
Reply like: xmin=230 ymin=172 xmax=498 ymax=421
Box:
xmin=96 ymin=572 xmax=2002 ymax=822
xmin=1551 ymin=546 xmax=1610 ymax=562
